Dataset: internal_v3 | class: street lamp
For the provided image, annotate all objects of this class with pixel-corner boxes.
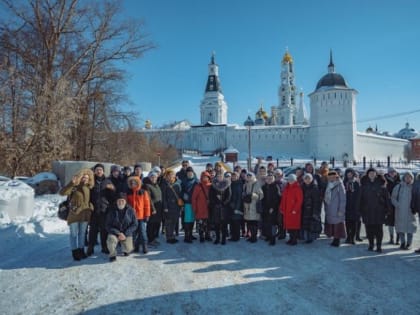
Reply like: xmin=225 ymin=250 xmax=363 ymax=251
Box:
xmin=244 ymin=116 xmax=255 ymax=171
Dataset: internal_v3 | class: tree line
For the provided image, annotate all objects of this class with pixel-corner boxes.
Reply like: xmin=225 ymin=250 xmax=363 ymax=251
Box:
xmin=0 ymin=0 xmax=177 ymax=177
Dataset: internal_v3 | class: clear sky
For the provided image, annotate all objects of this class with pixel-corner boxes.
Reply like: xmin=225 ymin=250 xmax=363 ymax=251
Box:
xmin=121 ymin=0 xmax=420 ymax=134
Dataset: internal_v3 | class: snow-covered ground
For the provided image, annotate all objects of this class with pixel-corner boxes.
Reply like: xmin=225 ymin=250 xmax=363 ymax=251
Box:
xmin=1 ymin=157 xmax=419 ymax=314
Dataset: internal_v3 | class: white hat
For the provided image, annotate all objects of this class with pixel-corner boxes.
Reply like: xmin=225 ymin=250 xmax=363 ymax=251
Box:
xmin=287 ymin=174 xmax=297 ymax=182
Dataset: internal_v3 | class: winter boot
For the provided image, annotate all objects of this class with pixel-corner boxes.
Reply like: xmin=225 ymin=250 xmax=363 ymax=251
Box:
xmin=330 ymin=238 xmax=340 ymax=247
xmin=388 ymin=234 xmax=394 ymax=244
xmin=86 ymin=246 xmax=94 ymax=256
xmin=142 ymin=243 xmax=148 ymax=254
xmin=269 ymin=236 xmax=276 ymax=246
xmin=72 ymin=249 xmax=81 ymax=261
xmin=396 ymin=233 xmax=400 ymax=245
xmin=78 ymin=248 xmax=87 ymax=259
xmin=355 ymin=222 xmax=363 ymax=242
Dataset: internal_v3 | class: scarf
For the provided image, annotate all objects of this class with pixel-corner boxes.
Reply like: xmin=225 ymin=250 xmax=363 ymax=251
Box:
xmin=324 ymin=180 xmax=341 ymax=204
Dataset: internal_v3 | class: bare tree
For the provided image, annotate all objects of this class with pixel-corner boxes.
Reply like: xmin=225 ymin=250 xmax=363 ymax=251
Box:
xmin=0 ymin=0 xmax=155 ymax=176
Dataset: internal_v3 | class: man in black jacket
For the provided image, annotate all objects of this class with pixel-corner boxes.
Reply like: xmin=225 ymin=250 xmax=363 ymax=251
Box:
xmin=87 ymin=163 xmax=115 ymax=256
xmin=106 ymin=193 xmax=138 ymax=262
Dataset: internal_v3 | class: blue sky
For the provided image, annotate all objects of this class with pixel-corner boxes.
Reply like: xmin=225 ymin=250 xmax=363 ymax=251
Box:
xmin=121 ymin=0 xmax=420 ymax=134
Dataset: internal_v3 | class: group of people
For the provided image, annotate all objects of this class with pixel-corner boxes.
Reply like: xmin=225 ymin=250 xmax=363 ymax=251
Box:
xmin=59 ymin=159 xmax=420 ymax=262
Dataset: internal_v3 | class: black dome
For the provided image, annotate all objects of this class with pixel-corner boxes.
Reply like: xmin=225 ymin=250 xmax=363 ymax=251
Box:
xmin=316 ymin=73 xmax=348 ymax=89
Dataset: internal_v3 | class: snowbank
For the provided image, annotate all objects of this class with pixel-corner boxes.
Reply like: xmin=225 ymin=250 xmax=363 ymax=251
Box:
xmin=0 ymin=180 xmax=34 ymax=219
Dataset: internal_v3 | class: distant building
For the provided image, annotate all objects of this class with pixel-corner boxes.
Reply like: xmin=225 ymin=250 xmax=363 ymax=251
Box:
xmin=410 ymin=136 xmax=420 ymax=160
xmin=141 ymin=50 xmax=409 ymax=161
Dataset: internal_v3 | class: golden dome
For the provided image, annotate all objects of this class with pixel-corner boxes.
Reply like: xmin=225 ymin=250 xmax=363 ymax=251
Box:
xmin=256 ymin=105 xmax=269 ymax=120
xmin=282 ymin=51 xmax=293 ymax=64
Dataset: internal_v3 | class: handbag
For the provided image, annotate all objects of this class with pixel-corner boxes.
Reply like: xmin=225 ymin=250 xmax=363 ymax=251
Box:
xmin=169 ymin=184 xmax=184 ymax=207
xmin=57 ymin=187 xmax=76 ymax=220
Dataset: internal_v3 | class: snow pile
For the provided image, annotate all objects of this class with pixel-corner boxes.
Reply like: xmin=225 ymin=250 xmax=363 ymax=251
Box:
xmin=0 ymin=180 xmax=35 ymax=219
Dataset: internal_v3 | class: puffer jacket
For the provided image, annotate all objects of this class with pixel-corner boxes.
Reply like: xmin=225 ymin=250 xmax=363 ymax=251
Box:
xmin=279 ymin=181 xmax=303 ymax=230
xmin=209 ymin=178 xmax=231 ymax=224
xmin=324 ymin=179 xmax=346 ymax=225
xmin=60 ymin=168 xmax=95 ymax=225
xmin=360 ymin=175 xmax=390 ymax=225
xmin=192 ymin=181 xmax=211 ymax=220
xmin=126 ymin=176 xmax=151 ymax=220
xmin=161 ymin=179 xmax=182 ymax=219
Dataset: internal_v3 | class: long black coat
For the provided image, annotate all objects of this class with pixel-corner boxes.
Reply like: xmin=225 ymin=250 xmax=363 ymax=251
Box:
xmin=160 ymin=180 xmax=182 ymax=220
xmin=262 ymin=183 xmax=280 ymax=225
xmin=412 ymin=178 xmax=420 ymax=214
xmin=209 ymin=180 xmax=231 ymax=224
xmin=344 ymin=179 xmax=361 ymax=221
xmin=360 ymin=175 xmax=390 ymax=225
xmin=300 ymin=182 xmax=322 ymax=233
xmin=229 ymin=180 xmax=243 ymax=220
xmin=384 ymin=173 xmax=401 ymax=226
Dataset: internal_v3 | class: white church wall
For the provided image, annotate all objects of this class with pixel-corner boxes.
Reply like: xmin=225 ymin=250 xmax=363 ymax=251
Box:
xmin=355 ymin=132 xmax=408 ymax=161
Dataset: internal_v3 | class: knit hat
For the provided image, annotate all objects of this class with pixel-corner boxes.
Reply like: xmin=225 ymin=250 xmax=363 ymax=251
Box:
xmin=366 ymin=167 xmax=377 ymax=175
xmin=152 ymin=166 xmax=161 ymax=174
xmin=327 ymin=171 xmax=338 ymax=177
xmin=149 ymin=172 xmax=158 ymax=178
xmin=93 ymin=163 xmax=105 ymax=171
xmin=303 ymin=173 xmax=313 ymax=181
xmin=117 ymin=192 xmax=127 ymax=201
xmin=110 ymin=165 xmax=120 ymax=173
xmin=388 ymin=167 xmax=397 ymax=173
xmin=186 ymin=166 xmax=194 ymax=173
xmin=287 ymin=174 xmax=297 ymax=182
xmin=274 ymin=168 xmax=283 ymax=176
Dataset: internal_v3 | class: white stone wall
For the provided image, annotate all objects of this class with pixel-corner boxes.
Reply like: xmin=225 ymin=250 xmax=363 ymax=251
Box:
xmin=355 ymin=132 xmax=409 ymax=161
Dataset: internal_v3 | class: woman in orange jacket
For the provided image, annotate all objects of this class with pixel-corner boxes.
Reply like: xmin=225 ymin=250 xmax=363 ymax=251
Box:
xmin=126 ymin=176 xmax=151 ymax=253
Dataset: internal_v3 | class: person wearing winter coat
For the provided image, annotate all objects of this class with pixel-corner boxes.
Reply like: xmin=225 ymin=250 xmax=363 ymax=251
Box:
xmin=228 ymin=172 xmax=244 ymax=242
xmin=192 ymin=171 xmax=212 ymax=243
xmin=126 ymin=176 xmax=151 ymax=253
xmin=243 ymin=172 xmax=263 ymax=243
xmin=60 ymin=168 xmax=95 ymax=261
xmin=262 ymin=172 xmax=280 ymax=245
xmin=360 ymin=168 xmax=390 ymax=253
xmin=343 ymin=168 xmax=361 ymax=244
xmin=181 ymin=167 xmax=198 ymax=243
xmin=161 ymin=170 xmax=183 ymax=244
xmin=412 ymin=174 xmax=420 ymax=253
xmin=300 ymin=173 xmax=322 ymax=244
xmin=108 ymin=165 xmax=125 ymax=199
xmin=87 ymin=163 xmax=116 ymax=256
xmin=279 ymin=174 xmax=303 ymax=245
xmin=391 ymin=172 xmax=417 ymax=250
xmin=105 ymin=193 xmax=138 ymax=262
xmin=324 ymin=171 xmax=347 ymax=247
xmin=143 ymin=172 xmax=163 ymax=247
xmin=209 ymin=171 xmax=232 ymax=245
xmin=274 ymin=168 xmax=287 ymax=240
xmin=384 ymin=167 xmax=401 ymax=244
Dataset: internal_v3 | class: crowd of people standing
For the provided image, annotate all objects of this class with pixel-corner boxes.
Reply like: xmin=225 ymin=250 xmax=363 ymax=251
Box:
xmin=59 ymin=159 xmax=420 ymax=262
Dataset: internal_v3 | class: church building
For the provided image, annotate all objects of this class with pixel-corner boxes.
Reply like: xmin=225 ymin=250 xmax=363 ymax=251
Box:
xmin=141 ymin=50 xmax=408 ymax=161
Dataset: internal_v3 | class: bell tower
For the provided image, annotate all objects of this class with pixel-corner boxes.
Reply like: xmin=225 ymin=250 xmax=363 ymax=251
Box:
xmin=200 ymin=52 xmax=228 ymax=125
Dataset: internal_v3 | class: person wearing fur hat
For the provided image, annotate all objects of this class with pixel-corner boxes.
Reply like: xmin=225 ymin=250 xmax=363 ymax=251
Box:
xmin=360 ymin=168 xmax=391 ymax=252
xmin=181 ymin=167 xmax=198 ymax=243
xmin=391 ymin=172 xmax=417 ymax=250
xmin=192 ymin=171 xmax=213 ymax=242
xmin=87 ymin=163 xmax=115 ymax=256
xmin=343 ymin=168 xmax=361 ymax=244
xmin=228 ymin=171 xmax=244 ymax=242
xmin=384 ymin=167 xmax=401 ymax=244
xmin=324 ymin=171 xmax=347 ymax=247
xmin=262 ymin=172 xmax=280 ymax=245
xmin=60 ymin=168 xmax=95 ymax=261
xmin=143 ymin=172 xmax=163 ymax=247
xmin=301 ymin=173 xmax=322 ymax=244
xmin=161 ymin=170 xmax=183 ymax=244
xmin=105 ymin=193 xmax=138 ymax=262
xmin=126 ymin=176 xmax=151 ymax=253
xmin=209 ymin=171 xmax=232 ymax=245
xmin=280 ymin=174 xmax=303 ymax=245
xmin=243 ymin=172 xmax=264 ymax=243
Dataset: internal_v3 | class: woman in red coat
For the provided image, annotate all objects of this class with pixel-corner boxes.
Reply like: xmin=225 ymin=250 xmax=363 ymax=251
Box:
xmin=279 ymin=174 xmax=303 ymax=245
xmin=192 ymin=171 xmax=212 ymax=242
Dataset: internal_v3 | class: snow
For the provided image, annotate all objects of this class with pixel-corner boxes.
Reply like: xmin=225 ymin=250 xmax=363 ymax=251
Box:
xmin=0 ymin=157 xmax=419 ymax=314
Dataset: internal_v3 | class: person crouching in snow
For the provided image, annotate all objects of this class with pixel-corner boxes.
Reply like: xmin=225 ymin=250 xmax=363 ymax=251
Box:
xmin=324 ymin=171 xmax=347 ymax=247
xmin=105 ymin=193 xmax=138 ymax=262
xmin=60 ymin=168 xmax=95 ymax=261
xmin=279 ymin=174 xmax=303 ymax=245
xmin=126 ymin=176 xmax=151 ymax=253
xmin=243 ymin=172 xmax=263 ymax=243
xmin=192 ymin=171 xmax=212 ymax=243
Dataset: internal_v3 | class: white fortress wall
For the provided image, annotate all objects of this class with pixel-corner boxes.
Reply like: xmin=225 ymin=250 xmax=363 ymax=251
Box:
xmin=355 ymin=132 xmax=408 ymax=161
